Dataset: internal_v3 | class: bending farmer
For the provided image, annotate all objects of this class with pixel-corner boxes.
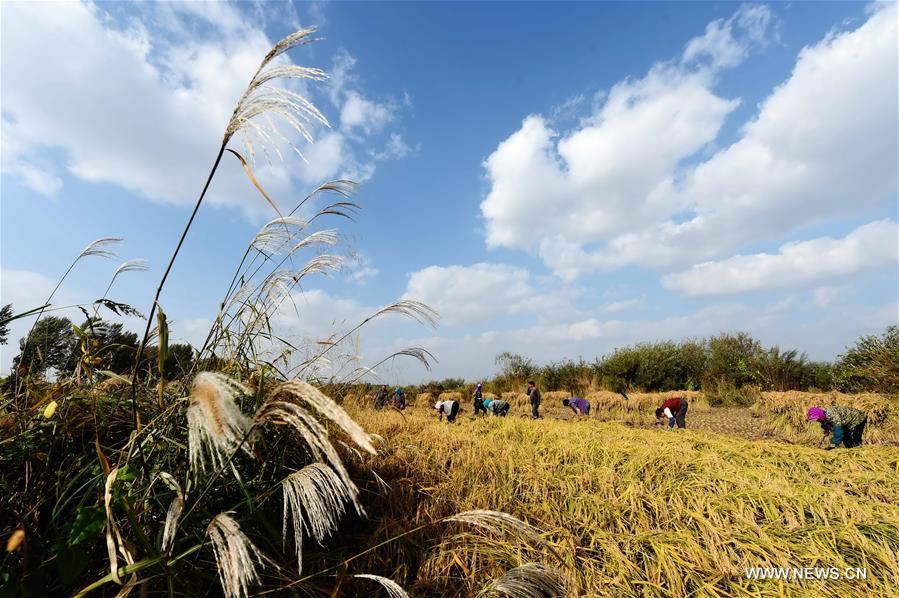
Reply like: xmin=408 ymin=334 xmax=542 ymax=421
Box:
xmin=485 ymin=398 xmax=510 ymax=416
xmin=563 ymin=397 xmax=591 ymax=419
xmin=807 ymin=406 xmax=868 ymax=449
xmin=655 ymin=396 xmax=688 ymax=430
xmin=435 ymin=399 xmax=460 ymax=423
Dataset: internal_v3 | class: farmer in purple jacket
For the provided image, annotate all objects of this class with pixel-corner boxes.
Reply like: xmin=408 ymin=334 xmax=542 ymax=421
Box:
xmin=562 ymin=397 xmax=591 ymax=419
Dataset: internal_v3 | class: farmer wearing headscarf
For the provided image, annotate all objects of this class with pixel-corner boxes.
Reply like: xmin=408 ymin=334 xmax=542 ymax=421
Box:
xmin=807 ymin=405 xmax=868 ymax=449
xmin=484 ymin=398 xmax=510 ymax=416
xmin=435 ymin=399 xmax=460 ymax=423
xmin=562 ymin=397 xmax=591 ymax=419
xmin=655 ymin=396 xmax=688 ymax=430
xmin=393 ymin=387 xmax=406 ymax=410
xmin=473 ymin=383 xmax=487 ymax=416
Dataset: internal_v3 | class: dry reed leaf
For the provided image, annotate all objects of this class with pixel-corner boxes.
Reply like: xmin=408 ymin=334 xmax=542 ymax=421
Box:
xmin=157 ymin=472 xmax=184 ymax=555
xmin=227 ymin=149 xmax=282 ymax=215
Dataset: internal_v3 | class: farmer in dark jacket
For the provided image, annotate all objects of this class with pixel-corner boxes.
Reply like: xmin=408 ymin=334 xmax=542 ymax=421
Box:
xmin=435 ymin=399 xmax=460 ymax=423
xmin=473 ymin=383 xmax=487 ymax=416
xmin=655 ymin=396 xmax=688 ymax=429
xmin=807 ymin=406 xmax=868 ymax=449
xmin=527 ymin=381 xmax=541 ymax=419
xmin=373 ymin=385 xmax=388 ymax=409
xmin=563 ymin=397 xmax=590 ymax=419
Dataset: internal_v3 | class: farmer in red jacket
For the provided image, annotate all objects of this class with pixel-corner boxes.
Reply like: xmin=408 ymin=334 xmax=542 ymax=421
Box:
xmin=655 ymin=396 xmax=689 ymax=430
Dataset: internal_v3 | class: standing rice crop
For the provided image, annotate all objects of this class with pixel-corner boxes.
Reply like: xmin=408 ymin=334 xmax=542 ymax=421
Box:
xmin=349 ymin=407 xmax=899 ymax=597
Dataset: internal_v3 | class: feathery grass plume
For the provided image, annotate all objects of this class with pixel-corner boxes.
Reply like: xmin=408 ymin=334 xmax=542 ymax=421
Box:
xmin=111 ymin=258 xmax=149 ymax=279
xmin=255 ymin=399 xmax=363 ymax=517
xmin=97 ymin=258 xmax=150 ymax=310
xmin=270 ymin=380 xmax=376 ymax=454
xmin=443 ymin=511 xmax=558 ymax=560
xmin=353 ymin=574 xmax=410 ymax=598
xmin=157 ymin=472 xmax=184 ymax=555
xmin=131 ymin=26 xmax=328 ymax=434
xmin=77 ymin=237 xmax=123 ymax=260
xmin=206 ymin=513 xmax=265 ymax=598
xmin=358 ymin=347 xmax=437 ymax=381
xmin=290 ymin=228 xmax=339 ymax=252
xmin=258 ymin=254 xmax=343 ymax=307
xmin=225 ymin=27 xmax=328 ymax=160
xmin=282 ymin=463 xmax=362 ymax=573
xmin=374 ymin=300 xmax=439 ymax=328
xmin=251 ymin=216 xmax=310 ymax=255
xmin=482 ymin=563 xmax=568 ymax=598
xmin=187 ymin=372 xmax=254 ymax=476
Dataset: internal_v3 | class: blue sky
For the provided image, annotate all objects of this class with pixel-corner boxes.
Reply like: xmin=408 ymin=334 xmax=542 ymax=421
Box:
xmin=1 ymin=1 xmax=896 ymax=382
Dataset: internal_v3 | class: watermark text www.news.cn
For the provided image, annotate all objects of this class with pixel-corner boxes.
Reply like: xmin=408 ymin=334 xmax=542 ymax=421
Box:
xmin=745 ymin=567 xmax=868 ymax=581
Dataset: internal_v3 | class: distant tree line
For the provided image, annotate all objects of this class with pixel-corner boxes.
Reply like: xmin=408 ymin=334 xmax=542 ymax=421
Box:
xmin=4 ymin=312 xmax=195 ymax=383
xmin=3 ymin=301 xmax=894 ymax=399
xmin=414 ymin=327 xmax=898 ymax=401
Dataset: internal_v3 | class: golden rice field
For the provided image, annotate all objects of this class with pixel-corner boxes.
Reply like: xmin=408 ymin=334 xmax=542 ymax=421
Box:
xmin=342 ymin=392 xmax=899 ymax=597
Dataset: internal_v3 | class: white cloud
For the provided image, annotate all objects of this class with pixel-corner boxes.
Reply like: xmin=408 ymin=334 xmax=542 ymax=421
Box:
xmin=382 ymin=133 xmax=412 ymax=159
xmin=402 ymin=263 xmax=537 ymax=326
xmin=480 ymin=5 xmax=773 ymax=280
xmin=480 ymin=4 xmax=896 ymax=280
xmin=303 ymin=131 xmax=347 ymax=183
xmin=340 ymin=90 xmax=394 ymax=134
xmin=0 ymin=2 xmax=409 ymax=217
xmin=811 ymin=286 xmax=846 ymax=308
xmin=661 ymin=220 xmax=898 ymax=296
xmin=344 ymin=253 xmax=379 ymax=285
xmin=599 ymin=297 xmax=646 ymax=313
xmin=683 ymin=4 xmax=776 ymax=69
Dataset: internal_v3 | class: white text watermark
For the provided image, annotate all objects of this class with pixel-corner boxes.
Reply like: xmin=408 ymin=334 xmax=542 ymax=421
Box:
xmin=745 ymin=567 xmax=868 ymax=581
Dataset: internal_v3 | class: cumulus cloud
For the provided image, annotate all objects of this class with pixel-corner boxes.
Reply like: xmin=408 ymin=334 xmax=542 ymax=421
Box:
xmin=340 ymin=90 xmax=394 ymax=134
xmin=401 ymin=263 xmax=581 ymax=327
xmin=480 ymin=4 xmax=896 ymax=280
xmin=402 ymin=263 xmax=537 ymax=326
xmin=682 ymin=4 xmax=777 ymax=69
xmin=0 ymin=2 xmax=410 ymax=211
xmin=661 ymin=220 xmax=898 ymax=296
xmin=344 ymin=253 xmax=380 ymax=285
